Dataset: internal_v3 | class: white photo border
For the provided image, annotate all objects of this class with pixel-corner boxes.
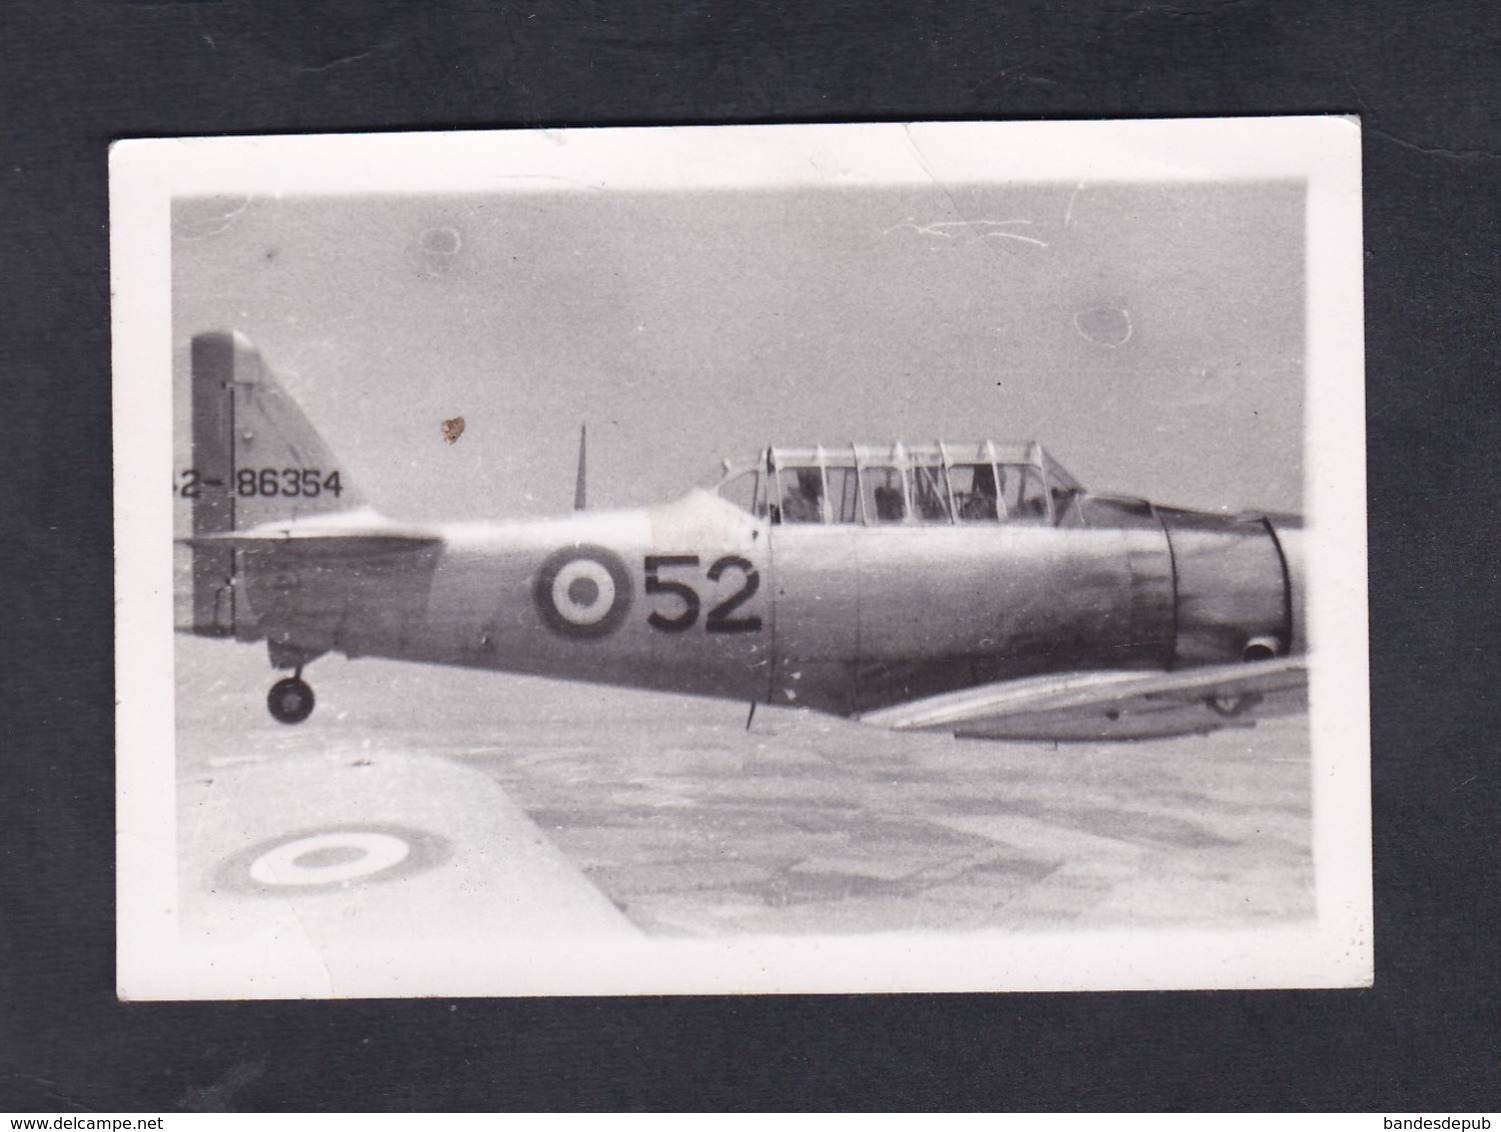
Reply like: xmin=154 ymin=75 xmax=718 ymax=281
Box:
xmin=113 ymin=118 xmax=1370 ymax=998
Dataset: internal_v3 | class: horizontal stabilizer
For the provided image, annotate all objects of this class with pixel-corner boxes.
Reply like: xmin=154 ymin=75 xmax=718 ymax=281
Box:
xmin=860 ymin=658 xmax=1307 ymax=742
xmin=174 ymin=515 xmax=444 ymax=638
xmin=181 ymin=535 xmax=443 ymax=562
xmin=183 ymin=513 xmax=443 ymax=553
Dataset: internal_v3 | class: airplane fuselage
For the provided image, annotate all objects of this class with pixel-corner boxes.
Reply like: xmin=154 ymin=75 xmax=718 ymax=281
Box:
xmin=230 ymin=489 xmax=1303 ymax=718
xmin=182 ymin=330 xmax=1306 ymax=734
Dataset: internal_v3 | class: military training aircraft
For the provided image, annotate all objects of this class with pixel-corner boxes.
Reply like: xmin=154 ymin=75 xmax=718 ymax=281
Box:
xmin=177 ymin=330 xmax=1307 ymax=742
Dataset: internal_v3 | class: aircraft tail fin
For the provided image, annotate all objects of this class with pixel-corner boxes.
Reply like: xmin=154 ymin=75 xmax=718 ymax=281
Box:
xmin=186 ymin=330 xmax=367 ymax=636
xmin=191 ymin=331 xmax=365 ymax=532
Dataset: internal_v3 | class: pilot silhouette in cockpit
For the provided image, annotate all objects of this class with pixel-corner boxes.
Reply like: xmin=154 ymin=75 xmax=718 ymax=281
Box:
xmin=959 ymin=464 xmax=1000 ymax=520
xmin=780 ymin=467 xmax=826 ymax=524
xmin=872 ymin=470 xmax=905 ymax=522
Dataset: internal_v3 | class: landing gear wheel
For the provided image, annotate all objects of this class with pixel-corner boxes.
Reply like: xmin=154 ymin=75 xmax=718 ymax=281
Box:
xmin=268 ymin=677 xmax=315 ymax=724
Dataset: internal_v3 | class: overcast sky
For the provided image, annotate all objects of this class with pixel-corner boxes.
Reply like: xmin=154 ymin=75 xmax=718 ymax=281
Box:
xmin=173 ymin=178 xmax=1304 ymax=524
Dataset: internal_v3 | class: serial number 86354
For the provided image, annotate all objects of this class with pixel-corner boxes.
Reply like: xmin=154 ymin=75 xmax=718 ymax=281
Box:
xmin=177 ymin=468 xmax=344 ymax=499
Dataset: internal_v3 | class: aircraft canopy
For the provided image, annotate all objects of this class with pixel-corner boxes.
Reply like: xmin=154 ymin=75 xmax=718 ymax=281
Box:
xmin=714 ymin=441 xmax=1085 ymax=527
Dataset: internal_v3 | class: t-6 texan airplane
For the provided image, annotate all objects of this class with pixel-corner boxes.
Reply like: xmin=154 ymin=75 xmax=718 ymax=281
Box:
xmin=179 ymin=331 xmax=1307 ymax=742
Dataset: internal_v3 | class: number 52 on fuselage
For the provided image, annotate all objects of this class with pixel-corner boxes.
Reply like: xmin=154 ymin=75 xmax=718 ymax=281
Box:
xmin=178 ymin=331 xmax=1308 ymax=742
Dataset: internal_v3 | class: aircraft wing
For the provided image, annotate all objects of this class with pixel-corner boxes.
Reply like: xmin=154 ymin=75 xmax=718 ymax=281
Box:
xmin=162 ymin=749 xmax=639 ymax=999
xmin=858 ymin=658 xmax=1307 ymax=742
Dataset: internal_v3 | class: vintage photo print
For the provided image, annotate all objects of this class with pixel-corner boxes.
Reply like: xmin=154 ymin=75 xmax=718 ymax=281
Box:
xmin=112 ymin=119 xmax=1369 ymax=998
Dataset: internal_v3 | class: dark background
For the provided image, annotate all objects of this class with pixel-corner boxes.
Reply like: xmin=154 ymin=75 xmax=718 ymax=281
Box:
xmin=3 ymin=0 xmax=1497 ymax=1112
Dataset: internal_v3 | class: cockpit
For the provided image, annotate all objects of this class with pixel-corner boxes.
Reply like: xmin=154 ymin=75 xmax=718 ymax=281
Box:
xmin=713 ymin=442 xmax=1085 ymax=527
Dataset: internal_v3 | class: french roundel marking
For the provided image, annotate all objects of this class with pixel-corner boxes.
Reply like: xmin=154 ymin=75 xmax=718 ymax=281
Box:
xmin=552 ymin=559 xmax=617 ymax=625
xmin=248 ymin=831 xmax=411 ymax=888
xmin=534 ymin=545 xmax=632 ymax=638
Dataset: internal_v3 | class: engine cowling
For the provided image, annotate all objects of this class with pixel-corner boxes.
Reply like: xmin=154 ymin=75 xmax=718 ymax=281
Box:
xmin=1156 ymin=506 xmax=1301 ymax=665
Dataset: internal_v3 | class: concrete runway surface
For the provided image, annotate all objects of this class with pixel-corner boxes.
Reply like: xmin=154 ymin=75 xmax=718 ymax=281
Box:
xmin=174 ymin=635 xmax=1313 ymax=953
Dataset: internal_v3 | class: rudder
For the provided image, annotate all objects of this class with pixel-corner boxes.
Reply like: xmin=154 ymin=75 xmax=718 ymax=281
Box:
xmin=191 ymin=331 xmax=364 ymax=530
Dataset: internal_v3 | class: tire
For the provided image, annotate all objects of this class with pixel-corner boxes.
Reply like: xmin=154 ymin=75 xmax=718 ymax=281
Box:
xmin=268 ymin=676 xmax=315 ymax=724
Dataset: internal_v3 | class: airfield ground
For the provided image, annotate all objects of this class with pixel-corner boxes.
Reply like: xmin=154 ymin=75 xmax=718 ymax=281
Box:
xmin=172 ymin=635 xmax=1313 ymax=944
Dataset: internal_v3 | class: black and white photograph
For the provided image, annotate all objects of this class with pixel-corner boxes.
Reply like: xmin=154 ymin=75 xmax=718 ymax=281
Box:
xmin=112 ymin=118 xmax=1370 ymax=998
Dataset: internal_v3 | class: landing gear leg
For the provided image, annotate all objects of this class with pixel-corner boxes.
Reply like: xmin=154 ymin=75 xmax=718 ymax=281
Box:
xmin=268 ymin=665 xmax=315 ymax=724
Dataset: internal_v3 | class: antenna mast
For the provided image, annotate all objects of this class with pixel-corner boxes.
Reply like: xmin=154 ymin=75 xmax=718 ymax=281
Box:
xmin=573 ymin=424 xmax=587 ymax=511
